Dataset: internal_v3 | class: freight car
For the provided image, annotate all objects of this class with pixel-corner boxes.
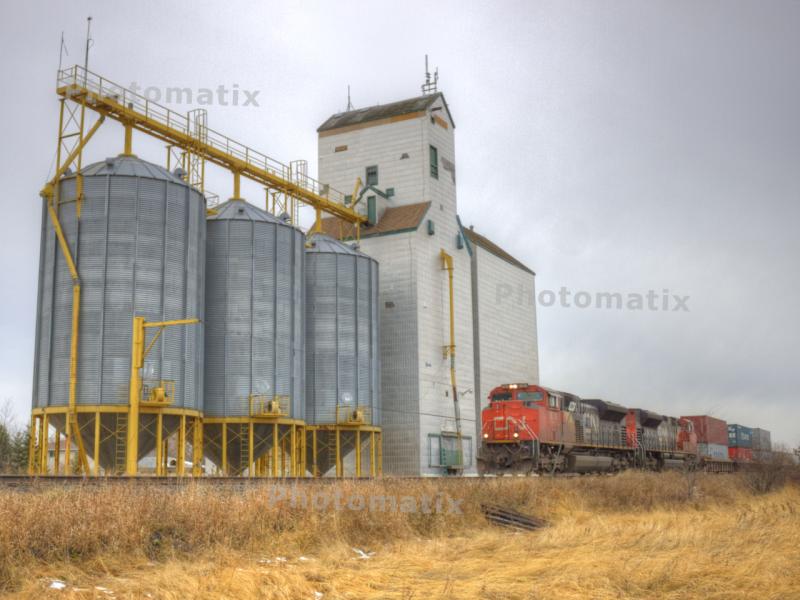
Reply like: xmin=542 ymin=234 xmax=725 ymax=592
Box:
xmin=477 ymin=384 xmax=740 ymax=475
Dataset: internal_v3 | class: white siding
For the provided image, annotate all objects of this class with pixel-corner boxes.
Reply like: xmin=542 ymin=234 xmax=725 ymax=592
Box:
xmin=472 ymin=245 xmax=539 ymax=440
xmin=357 ymin=232 xmax=421 ymax=475
xmin=318 ymin=118 xmax=426 ymax=208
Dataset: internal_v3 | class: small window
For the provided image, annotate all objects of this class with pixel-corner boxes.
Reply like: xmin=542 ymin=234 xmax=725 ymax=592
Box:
xmin=429 ymin=145 xmax=438 ymax=179
xmin=366 ymin=165 xmax=378 ymax=186
xmin=344 ymin=194 xmax=352 ymax=205
xmin=367 ymin=196 xmax=377 ymax=225
xmin=548 ymin=394 xmax=558 ymax=409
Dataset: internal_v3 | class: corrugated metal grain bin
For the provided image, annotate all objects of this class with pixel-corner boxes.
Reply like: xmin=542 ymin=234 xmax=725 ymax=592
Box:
xmin=204 ymin=199 xmax=304 ymax=418
xmin=32 ymin=156 xmax=206 ymax=466
xmin=305 ymin=234 xmax=379 ymax=425
xmin=698 ymin=443 xmax=728 ymax=460
xmin=682 ymin=415 xmax=728 ymax=445
xmin=751 ymin=428 xmax=772 ymax=451
xmin=727 ymin=424 xmax=752 ymax=448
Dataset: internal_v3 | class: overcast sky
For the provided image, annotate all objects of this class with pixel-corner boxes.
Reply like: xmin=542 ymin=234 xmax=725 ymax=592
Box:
xmin=0 ymin=1 xmax=797 ymax=445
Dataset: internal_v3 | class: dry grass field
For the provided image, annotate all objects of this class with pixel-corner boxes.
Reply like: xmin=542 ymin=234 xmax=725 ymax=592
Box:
xmin=1 ymin=471 xmax=799 ymax=599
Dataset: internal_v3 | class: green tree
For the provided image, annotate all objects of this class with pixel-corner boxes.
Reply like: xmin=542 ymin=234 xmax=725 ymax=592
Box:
xmin=0 ymin=421 xmax=12 ymax=473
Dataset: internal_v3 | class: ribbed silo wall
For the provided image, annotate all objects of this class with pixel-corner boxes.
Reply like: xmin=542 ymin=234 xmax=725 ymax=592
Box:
xmin=305 ymin=235 xmax=380 ymax=425
xmin=31 ymin=157 xmax=206 ymax=412
xmin=204 ymin=200 xmax=305 ymax=418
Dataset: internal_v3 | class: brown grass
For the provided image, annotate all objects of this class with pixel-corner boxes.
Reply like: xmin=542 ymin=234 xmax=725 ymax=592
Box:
xmin=1 ymin=472 xmax=799 ymax=599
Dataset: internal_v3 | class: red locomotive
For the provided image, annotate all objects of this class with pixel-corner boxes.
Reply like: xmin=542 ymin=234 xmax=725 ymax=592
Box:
xmin=478 ymin=383 xmax=704 ymax=475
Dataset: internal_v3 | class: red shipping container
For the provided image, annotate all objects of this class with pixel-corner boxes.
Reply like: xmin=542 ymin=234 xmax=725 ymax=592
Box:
xmin=728 ymin=447 xmax=752 ymax=462
xmin=681 ymin=416 xmax=728 ymax=445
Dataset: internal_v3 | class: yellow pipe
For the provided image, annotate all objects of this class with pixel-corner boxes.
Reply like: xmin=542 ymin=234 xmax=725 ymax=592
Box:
xmin=123 ymin=123 xmax=134 ymax=156
xmin=126 ymin=316 xmax=145 ymax=475
xmin=314 ymin=207 xmax=322 ymax=233
xmin=66 ymin=284 xmax=91 ymax=474
xmin=440 ymin=250 xmax=463 ymax=468
xmin=46 ymin=202 xmax=79 ymax=282
xmin=233 ymin=170 xmax=241 ymax=200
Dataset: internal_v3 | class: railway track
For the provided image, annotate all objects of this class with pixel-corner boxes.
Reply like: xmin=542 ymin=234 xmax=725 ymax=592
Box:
xmin=0 ymin=474 xmax=497 ymax=490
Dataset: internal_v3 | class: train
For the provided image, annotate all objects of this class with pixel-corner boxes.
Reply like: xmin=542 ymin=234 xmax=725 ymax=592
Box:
xmin=477 ymin=383 xmax=765 ymax=475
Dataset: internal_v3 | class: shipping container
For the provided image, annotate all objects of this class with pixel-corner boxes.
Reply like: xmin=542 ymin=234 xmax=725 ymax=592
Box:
xmin=697 ymin=443 xmax=728 ymax=460
xmin=751 ymin=428 xmax=772 ymax=452
xmin=681 ymin=415 xmax=728 ymax=445
xmin=728 ymin=446 xmax=752 ymax=462
xmin=728 ymin=424 xmax=753 ymax=448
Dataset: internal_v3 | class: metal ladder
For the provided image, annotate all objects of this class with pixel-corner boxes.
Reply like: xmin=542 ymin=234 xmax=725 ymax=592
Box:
xmin=239 ymin=423 xmax=249 ymax=476
xmin=114 ymin=413 xmax=127 ymax=474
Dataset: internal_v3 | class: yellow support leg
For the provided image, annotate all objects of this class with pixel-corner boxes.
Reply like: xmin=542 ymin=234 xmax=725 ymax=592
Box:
xmin=221 ymin=424 xmax=227 ymax=475
xmin=39 ymin=413 xmax=48 ymax=474
xmin=272 ymin=423 xmax=279 ymax=477
xmin=355 ymin=430 xmax=362 ymax=478
xmin=335 ymin=428 xmax=342 ymax=478
xmin=312 ymin=429 xmax=318 ymax=478
xmin=280 ymin=433 xmax=287 ymax=477
xmin=177 ymin=415 xmax=186 ymax=477
xmin=53 ymin=429 xmax=60 ymax=475
xmin=193 ymin=417 xmax=203 ymax=477
xmin=290 ymin=425 xmax=297 ymax=477
xmin=27 ymin=415 xmax=37 ymax=475
xmin=370 ymin=432 xmax=376 ymax=477
xmin=155 ymin=412 xmax=163 ymax=477
xmin=93 ymin=412 xmax=101 ymax=476
xmin=378 ymin=433 xmax=383 ymax=475
xmin=248 ymin=422 xmax=254 ymax=478
xmin=300 ymin=426 xmax=307 ymax=477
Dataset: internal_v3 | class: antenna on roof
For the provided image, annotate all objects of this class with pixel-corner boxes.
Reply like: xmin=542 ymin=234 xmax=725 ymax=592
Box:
xmin=421 ymin=54 xmax=438 ymax=95
xmin=84 ymin=16 xmax=93 ymax=71
xmin=346 ymin=84 xmax=354 ymax=111
xmin=57 ymin=31 xmax=68 ymax=73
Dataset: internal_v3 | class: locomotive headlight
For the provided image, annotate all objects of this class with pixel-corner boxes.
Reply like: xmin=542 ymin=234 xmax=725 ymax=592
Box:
xmin=513 ymin=432 xmax=519 ymax=438
xmin=483 ymin=433 xmax=489 ymax=439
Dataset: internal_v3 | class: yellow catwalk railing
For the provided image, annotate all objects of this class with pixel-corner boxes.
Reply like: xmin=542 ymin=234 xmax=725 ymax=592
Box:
xmin=55 ymin=65 xmax=367 ymax=227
